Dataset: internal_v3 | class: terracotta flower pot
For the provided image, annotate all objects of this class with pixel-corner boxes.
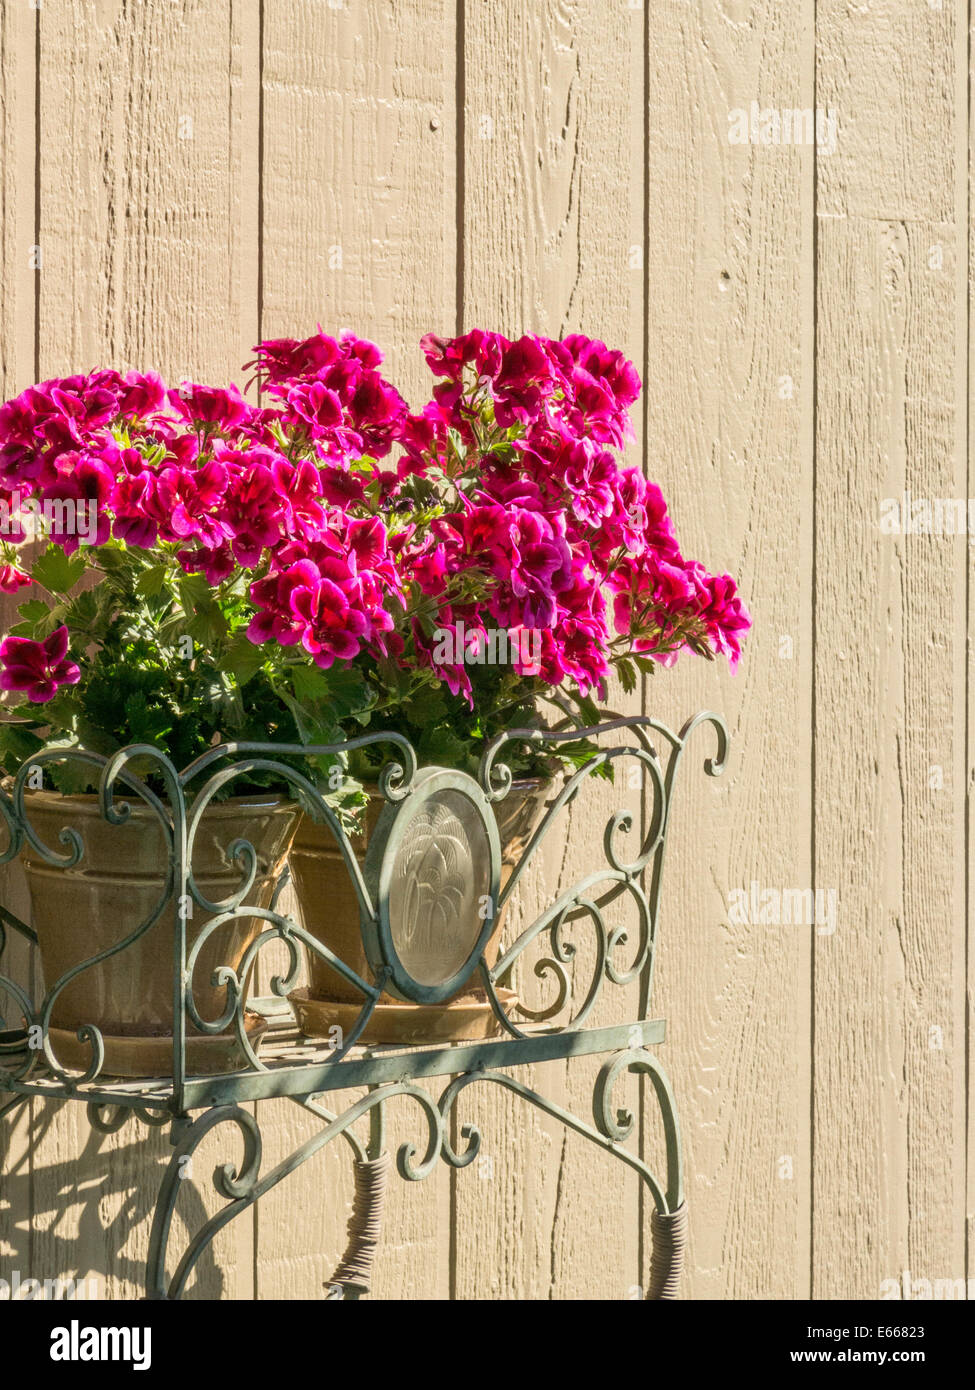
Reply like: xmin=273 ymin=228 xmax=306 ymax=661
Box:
xmin=21 ymin=791 xmax=300 ymax=1077
xmin=288 ymin=778 xmax=552 ymax=1044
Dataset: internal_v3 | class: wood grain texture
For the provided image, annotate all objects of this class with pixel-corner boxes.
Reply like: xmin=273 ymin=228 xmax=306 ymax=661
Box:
xmin=38 ymin=0 xmax=258 ymax=386
xmin=261 ymin=0 xmax=457 ymax=405
xmin=0 ymin=0 xmax=36 ymax=1295
xmin=813 ymin=0 xmax=968 ymax=1300
xmin=458 ymin=0 xmax=644 ymax=1300
xmin=969 ymin=0 xmax=975 ymax=1298
xmin=25 ymin=0 xmax=261 ymax=1300
xmin=258 ymin=0 xmax=457 ymax=1300
xmin=640 ymin=1 xmax=815 ymax=1299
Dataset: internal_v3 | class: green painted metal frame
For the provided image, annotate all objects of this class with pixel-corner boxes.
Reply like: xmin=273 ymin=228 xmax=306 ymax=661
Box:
xmin=0 ymin=710 xmax=728 ymax=1300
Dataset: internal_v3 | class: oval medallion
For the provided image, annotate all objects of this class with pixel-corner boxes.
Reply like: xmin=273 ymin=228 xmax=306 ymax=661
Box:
xmin=361 ymin=768 xmax=501 ymax=1004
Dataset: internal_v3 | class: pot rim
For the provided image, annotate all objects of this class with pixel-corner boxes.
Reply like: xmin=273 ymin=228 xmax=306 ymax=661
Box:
xmin=354 ymin=773 xmax=555 ymax=798
xmin=16 ymin=788 xmax=301 ymax=816
xmin=293 ymin=774 xmax=556 ymax=825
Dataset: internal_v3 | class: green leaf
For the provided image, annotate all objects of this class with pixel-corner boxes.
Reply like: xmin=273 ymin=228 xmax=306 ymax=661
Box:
xmin=16 ymin=598 xmax=52 ymax=626
xmin=136 ymin=565 xmax=170 ymax=598
xmin=7 ymin=597 xmax=64 ymax=640
xmin=563 ymin=689 xmax=603 ymax=729
xmin=323 ymin=667 xmax=374 ymax=720
xmin=288 ymin=664 xmax=375 ymax=724
xmin=177 ymin=573 xmax=212 ymax=609
xmin=90 ymin=546 xmax=129 ymax=575
xmin=64 ymin=586 xmax=102 ymax=631
xmin=404 ymin=688 xmax=449 ymax=729
xmin=632 ymin=655 xmax=659 ymax=675
xmin=416 ymin=721 xmax=472 ymax=772
xmin=176 ymin=574 xmax=229 ymax=646
xmin=277 ymin=689 xmax=343 ymax=749
xmin=72 ymin=717 xmax=122 ymax=757
xmin=555 ymin=738 xmax=615 ymax=783
xmin=30 ymin=545 xmax=87 ymax=596
xmin=288 ymin=664 xmax=332 ymax=705
xmin=617 ymin=658 xmax=637 ymax=697
xmin=48 ymin=755 xmax=100 ymax=796
xmin=123 ymin=692 xmax=173 ymax=745
xmin=0 ymin=722 xmax=45 ymax=771
xmin=223 ymin=635 xmax=266 ymax=687
xmin=204 ymin=671 xmax=244 ymax=728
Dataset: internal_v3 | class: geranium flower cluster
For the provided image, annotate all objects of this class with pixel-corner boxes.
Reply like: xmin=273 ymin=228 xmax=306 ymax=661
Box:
xmin=0 ymin=328 xmax=749 ymax=712
xmin=393 ymin=330 xmax=750 ymax=699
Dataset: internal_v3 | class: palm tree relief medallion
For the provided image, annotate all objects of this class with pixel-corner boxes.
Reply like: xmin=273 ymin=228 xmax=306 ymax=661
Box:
xmin=363 ymin=769 xmax=502 ymax=1002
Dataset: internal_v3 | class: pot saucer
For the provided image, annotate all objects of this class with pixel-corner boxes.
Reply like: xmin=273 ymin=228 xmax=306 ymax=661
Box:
xmin=46 ymin=1009 xmax=268 ymax=1079
xmin=288 ymin=986 xmax=518 ymax=1046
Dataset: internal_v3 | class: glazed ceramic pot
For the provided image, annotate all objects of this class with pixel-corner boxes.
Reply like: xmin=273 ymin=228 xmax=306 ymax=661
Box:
xmin=288 ymin=778 xmax=552 ymax=1043
xmin=21 ymin=792 xmax=300 ymax=1077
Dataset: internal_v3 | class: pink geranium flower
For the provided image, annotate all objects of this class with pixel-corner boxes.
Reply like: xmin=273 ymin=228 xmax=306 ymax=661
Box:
xmin=289 ymin=568 xmax=368 ymax=668
xmin=118 ymin=370 xmax=168 ymax=419
xmin=40 ymin=452 xmax=113 ymax=552
xmin=0 ymin=625 xmax=80 ymax=703
xmin=168 ymin=383 xmax=250 ymax=432
xmin=159 ymin=460 xmax=231 ymax=548
xmin=247 ymin=560 xmax=320 ymax=647
xmin=0 ymin=565 xmax=31 ymax=593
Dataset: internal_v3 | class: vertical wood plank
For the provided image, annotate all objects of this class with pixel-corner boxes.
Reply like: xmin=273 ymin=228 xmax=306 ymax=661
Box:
xmin=0 ymin=0 xmax=36 ymax=393
xmin=26 ymin=0 xmax=260 ymax=1300
xmin=38 ymin=0 xmax=257 ymax=387
xmin=969 ymin=0 xmax=975 ymax=1300
xmin=457 ymin=0 xmax=644 ymax=1300
xmin=261 ymin=0 xmax=457 ymax=405
xmin=641 ymin=1 xmax=815 ymax=1298
xmin=258 ymin=0 xmax=457 ymax=1300
xmin=0 ymin=0 xmax=37 ymax=1294
xmin=815 ymin=0 xmax=968 ymax=1298
xmin=0 ymin=867 xmax=33 ymax=1294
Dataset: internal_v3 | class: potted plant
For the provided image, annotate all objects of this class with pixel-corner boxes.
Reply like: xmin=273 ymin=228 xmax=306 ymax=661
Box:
xmin=0 ymin=328 xmax=749 ymax=1063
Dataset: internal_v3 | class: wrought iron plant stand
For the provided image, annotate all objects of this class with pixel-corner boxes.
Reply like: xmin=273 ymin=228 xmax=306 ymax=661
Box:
xmin=0 ymin=712 xmax=727 ymax=1300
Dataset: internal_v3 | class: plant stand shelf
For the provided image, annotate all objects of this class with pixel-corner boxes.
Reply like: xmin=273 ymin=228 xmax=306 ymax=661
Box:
xmin=0 ymin=712 xmax=727 ymax=1300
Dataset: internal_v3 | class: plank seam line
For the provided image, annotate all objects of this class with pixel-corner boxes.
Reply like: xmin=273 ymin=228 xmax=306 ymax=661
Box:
xmin=809 ymin=0 xmax=819 ymax=1303
xmin=638 ymin=0 xmax=650 ymax=1299
xmin=454 ymin=0 xmax=465 ymax=339
xmin=257 ymin=0 xmax=265 ymax=351
xmin=964 ymin=0 xmax=972 ymax=1297
xmin=28 ymin=0 xmax=40 ymax=1277
xmin=254 ymin=0 xmax=266 ymax=1300
xmin=449 ymin=0 xmax=466 ymax=1304
xmin=31 ymin=0 xmax=39 ymax=386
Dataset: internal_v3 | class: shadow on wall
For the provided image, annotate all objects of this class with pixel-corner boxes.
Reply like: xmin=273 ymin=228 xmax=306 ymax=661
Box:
xmin=0 ymin=854 xmax=228 ymax=1299
xmin=0 ymin=1103 xmax=227 ymax=1300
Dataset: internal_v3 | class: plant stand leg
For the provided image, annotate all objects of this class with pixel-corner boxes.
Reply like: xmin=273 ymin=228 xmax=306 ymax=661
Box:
xmin=325 ymin=1086 xmax=389 ymax=1300
xmin=325 ymin=1152 xmax=390 ymax=1299
xmin=647 ymin=1201 xmax=688 ymax=1299
xmin=642 ymin=1055 xmax=687 ymax=1300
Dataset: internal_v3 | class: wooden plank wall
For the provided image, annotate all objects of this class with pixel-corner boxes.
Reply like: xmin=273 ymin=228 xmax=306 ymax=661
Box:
xmin=0 ymin=0 xmax=970 ymax=1300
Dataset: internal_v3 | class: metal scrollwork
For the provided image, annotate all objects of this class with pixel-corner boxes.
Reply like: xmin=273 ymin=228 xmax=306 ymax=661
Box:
xmin=478 ymin=712 xmax=728 ymax=1035
xmin=0 ymin=712 xmax=728 ymax=1300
